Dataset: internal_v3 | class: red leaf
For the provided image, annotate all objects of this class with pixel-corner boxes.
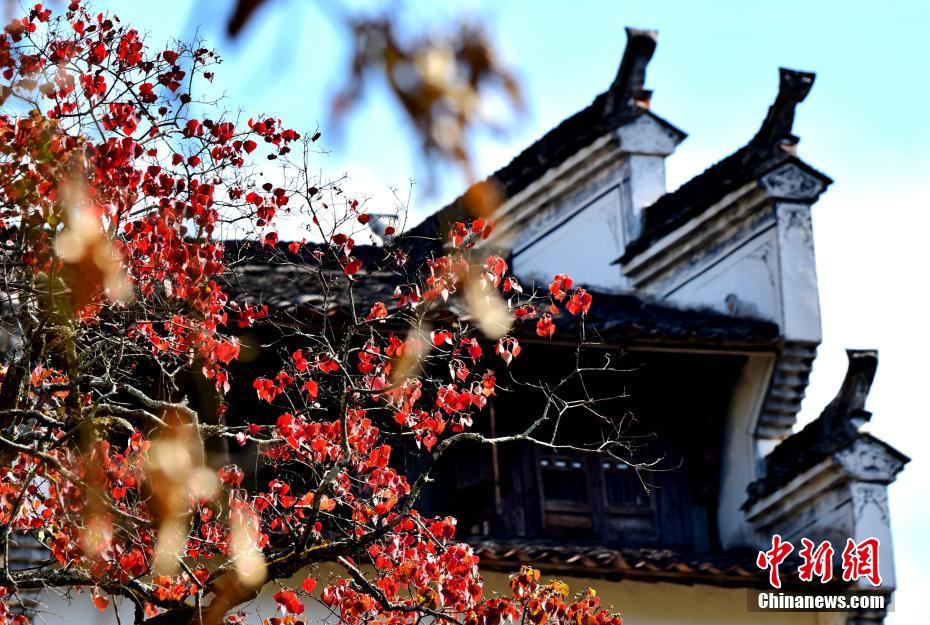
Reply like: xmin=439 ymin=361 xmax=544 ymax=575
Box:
xmin=292 ymin=350 xmax=309 ymax=371
xmin=566 ymin=288 xmax=593 ymax=316
xmin=549 ymin=274 xmax=573 ymax=301
xmin=212 ymin=338 xmax=240 ymax=364
xmin=243 ymin=139 xmax=257 ymax=154
xmin=367 ymin=302 xmax=388 ymax=320
xmin=447 ymin=221 xmax=470 ymax=248
xmin=274 ymin=589 xmax=305 ymax=615
xmin=514 ymin=305 xmax=537 ymax=320
xmin=253 ymin=378 xmax=280 ymax=402
xmin=331 ymin=233 xmax=355 ymax=255
xmin=343 ymin=257 xmax=362 ymax=277
xmin=495 ymin=337 xmax=521 ymax=365
xmin=301 ymin=577 xmax=317 ymax=594
xmin=431 ymin=330 xmax=453 ymax=347
xmin=317 ymin=354 xmax=340 ymax=374
xmin=92 ymin=587 xmax=110 ymax=611
xmin=218 ymin=464 xmax=244 ymax=487
xmin=536 ymin=314 xmax=555 ymax=338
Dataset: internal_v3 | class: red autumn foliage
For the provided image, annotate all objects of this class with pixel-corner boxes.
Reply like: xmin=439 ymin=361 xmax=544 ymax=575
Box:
xmin=549 ymin=274 xmax=574 ymax=302
xmin=536 ymin=314 xmax=556 ymax=339
xmin=0 ymin=4 xmax=618 ymax=625
xmin=566 ymin=288 xmax=593 ymax=316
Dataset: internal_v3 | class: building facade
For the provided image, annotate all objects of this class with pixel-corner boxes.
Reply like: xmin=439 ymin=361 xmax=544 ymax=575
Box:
xmin=392 ymin=27 xmax=908 ymax=625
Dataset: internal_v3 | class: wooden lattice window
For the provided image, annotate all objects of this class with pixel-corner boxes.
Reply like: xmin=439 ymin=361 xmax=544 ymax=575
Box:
xmin=537 ymin=452 xmax=656 ymax=542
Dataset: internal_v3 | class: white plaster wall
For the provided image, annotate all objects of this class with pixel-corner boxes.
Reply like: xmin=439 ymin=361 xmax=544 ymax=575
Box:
xmin=717 ymin=353 xmax=777 ymax=549
xmin=625 ymin=154 xmax=667 ymax=241
xmin=482 ymin=572 xmax=846 ymax=625
xmin=850 ymin=482 xmax=897 ymax=591
xmin=774 ymin=202 xmax=822 ymax=343
xmin=663 ymin=229 xmax=782 ymax=323
xmin=502 ymin=115 xmax=679 ymax=293
xmin=512 ymin=186 xmax=627 ymax=291
xmin=614 ymin=115 xmax=682 ymax=157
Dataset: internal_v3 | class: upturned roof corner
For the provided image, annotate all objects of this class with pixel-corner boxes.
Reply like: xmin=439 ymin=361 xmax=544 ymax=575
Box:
xmin=746 ymin=67 xmax=816 ymax=159
xmin=606 ymin=27 xmax=659 ymax=113
xmin=743 ymin=349 xmax=910 ymax=510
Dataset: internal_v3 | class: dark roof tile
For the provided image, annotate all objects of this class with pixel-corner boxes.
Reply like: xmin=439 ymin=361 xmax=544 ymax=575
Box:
xmin=553 ymin=291 xmax=779 ymax=347
xmin=471 ymin=540 xmax=785 ymax=588
xmin=221 ymin=241 xmax=780 ymax=348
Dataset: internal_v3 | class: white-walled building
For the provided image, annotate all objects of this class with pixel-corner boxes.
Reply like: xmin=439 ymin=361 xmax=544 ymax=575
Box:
xmin=14 ymin=26 xmax=908 ymax=625
xmin=397 ymin=27 xmax=908 ymax=625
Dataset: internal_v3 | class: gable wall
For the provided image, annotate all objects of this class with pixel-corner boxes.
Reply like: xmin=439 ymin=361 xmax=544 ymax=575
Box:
xmin=510 ymin=160 xmax=629 ymax=291
xmin=491 ymin=115 xmax=681 ymax=293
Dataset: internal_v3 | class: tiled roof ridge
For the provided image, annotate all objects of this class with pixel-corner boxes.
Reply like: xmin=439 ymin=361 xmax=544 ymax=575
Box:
xmin=619 ymin=67 xmax=832 ymax=263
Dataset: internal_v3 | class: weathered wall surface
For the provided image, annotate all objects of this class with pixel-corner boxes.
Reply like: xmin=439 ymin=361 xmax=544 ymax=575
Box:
xmin=511 ymin=183 xmax=626 ymax=291
xmin=483 ymin=572 xmax=847 ymax=625
xmin=31 ymin=570 xmax=852 ymax=625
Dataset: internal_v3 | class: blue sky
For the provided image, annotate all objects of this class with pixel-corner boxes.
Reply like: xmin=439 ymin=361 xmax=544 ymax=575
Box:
xmin=110 ymin=0 xmax=930 ymax=622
